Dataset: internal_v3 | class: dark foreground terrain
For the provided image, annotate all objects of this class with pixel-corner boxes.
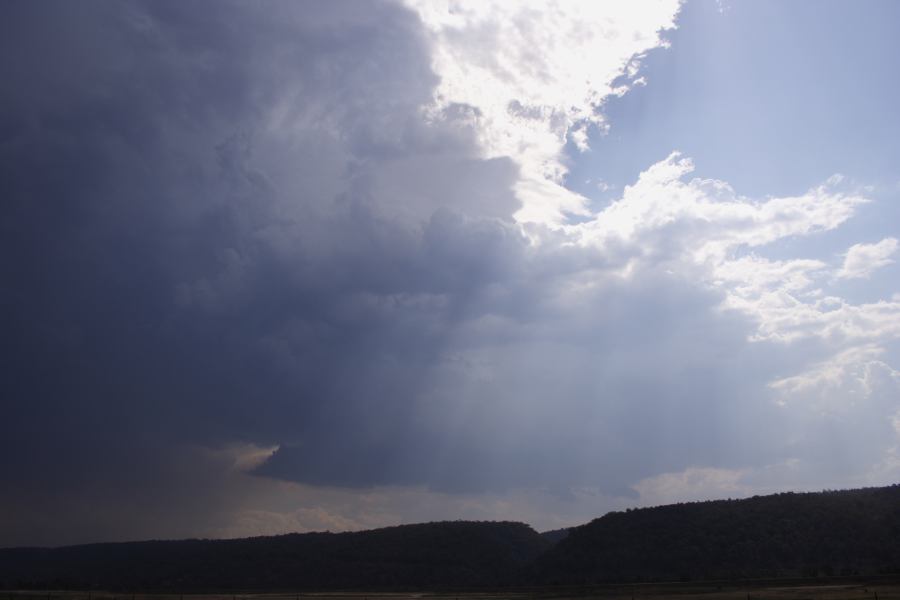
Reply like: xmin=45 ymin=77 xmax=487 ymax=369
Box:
xmin=1 ymin=485 xmax=899 ymax=590
xmin=4 ymin=580 xmax=900 ymax=600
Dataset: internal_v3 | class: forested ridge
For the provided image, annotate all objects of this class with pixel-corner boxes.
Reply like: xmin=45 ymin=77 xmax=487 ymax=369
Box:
xmin=2 ymin=485 xmax=899 ymax=590
xmin=533 ymin=484 xmax=900 ymax=583
xmin=0 ymin=521 xmax=548 ymax=590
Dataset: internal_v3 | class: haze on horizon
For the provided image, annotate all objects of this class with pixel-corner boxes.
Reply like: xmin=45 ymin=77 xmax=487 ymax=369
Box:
xmin=2 ymin=0 xmax=899 ymax=548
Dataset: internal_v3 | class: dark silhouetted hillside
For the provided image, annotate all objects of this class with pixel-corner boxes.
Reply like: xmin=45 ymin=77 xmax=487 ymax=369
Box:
xmin=532 ymin=484 xmax=900 ymax=583
xmin=0 ymin=521 xmax=548 ymax=591
xmin=539 ymin=528 xmax=571 ymax=545
xmin=3 ymin=486 xmax=900 ymax=590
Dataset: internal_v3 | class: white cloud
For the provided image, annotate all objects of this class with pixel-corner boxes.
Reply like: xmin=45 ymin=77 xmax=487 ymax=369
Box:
xmin=572 ymin=153 xmax=867 ymax=267
xmin=713 ymin=256 xmax=827 ymax=297
xmin=407 ymin=0 xmax=681 ymax=226
xmin=837 ymin=237 xmax=899 ymax=279
xmin=737 ymin=296 xmax=900 ymax=345
xmin=769 ymin=344 xmax=899 ymax=405
xmin=632 ymin=467 xmax=751 ymax=506
xmin=553 ymin=154 xmax=900 ymax=357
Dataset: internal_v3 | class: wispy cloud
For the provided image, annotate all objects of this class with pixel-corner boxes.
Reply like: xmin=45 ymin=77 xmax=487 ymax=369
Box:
xmin=837 ymin=238 xmax=899 ymax=279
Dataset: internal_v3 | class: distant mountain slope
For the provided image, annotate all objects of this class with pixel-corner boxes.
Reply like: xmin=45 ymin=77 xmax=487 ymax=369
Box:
xmin=3 ymin=485 xmax=900 ymax=591
xmin=0 ymin=521 xmax=549 ymax=591
xmin=532 ymin=485 xmax=900 ymax=583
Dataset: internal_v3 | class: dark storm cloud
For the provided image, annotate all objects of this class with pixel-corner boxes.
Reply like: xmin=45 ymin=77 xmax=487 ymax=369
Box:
xmin=0 ymin=0 xmax=449 ymax=540
xmin=0 ymin=0 xmax=533 ymax=513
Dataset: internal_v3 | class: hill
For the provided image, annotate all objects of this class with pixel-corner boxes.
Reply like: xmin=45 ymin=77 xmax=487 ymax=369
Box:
xmin=0 ymin=521 xmax=548 ymax=591
xmin=532 ymin=484 xmax=900 ymax=583
xmin=539 ymin=528 xmax=571 ymax=545
xmin=2 ymin=485 xmax=900 ymax=590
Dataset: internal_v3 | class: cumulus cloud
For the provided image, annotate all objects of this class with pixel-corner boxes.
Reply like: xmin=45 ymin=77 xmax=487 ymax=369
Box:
xmin=572 ymin=152 xmax=868 ymax=265
xmin=837 ymin=237 xmax=899 ymax=279
xmin=409 ymin=0 xmax=680 ymax=226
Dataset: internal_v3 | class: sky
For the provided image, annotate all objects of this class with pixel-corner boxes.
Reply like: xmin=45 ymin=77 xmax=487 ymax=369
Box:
xmin=1 ymin=0 xmax=899 ymax=547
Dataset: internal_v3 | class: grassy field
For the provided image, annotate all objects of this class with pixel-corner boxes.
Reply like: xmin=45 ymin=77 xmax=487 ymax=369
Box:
xmin=4 ymin=581 xmax=900 ymax=600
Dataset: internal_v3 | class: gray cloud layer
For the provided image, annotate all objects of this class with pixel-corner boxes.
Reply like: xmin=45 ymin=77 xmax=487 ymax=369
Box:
xmin=1 ymin=0 xmax=529 ymax=510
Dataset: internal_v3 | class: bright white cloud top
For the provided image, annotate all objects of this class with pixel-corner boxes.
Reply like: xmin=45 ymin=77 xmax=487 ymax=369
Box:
xmin=409 ymin=0 xmax=679 ymax=226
